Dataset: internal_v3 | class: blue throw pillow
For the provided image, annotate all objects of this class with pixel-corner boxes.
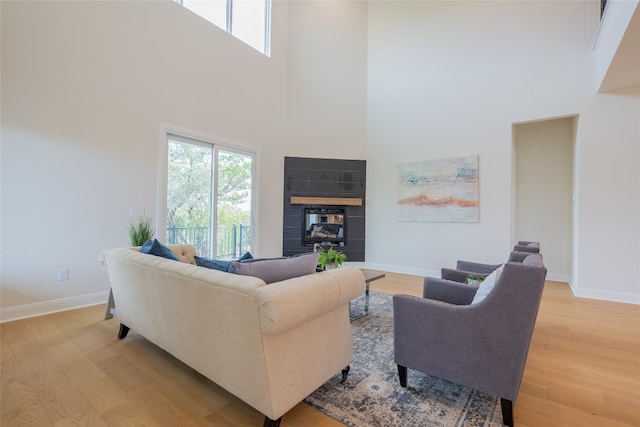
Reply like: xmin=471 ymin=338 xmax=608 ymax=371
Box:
xmin=238 ymin=251 xmax=253 ymax=261
xmin=139 ymin=239 xmax=179 ymax=261
xmin=194 ymin=256 xmax=233 ymax=272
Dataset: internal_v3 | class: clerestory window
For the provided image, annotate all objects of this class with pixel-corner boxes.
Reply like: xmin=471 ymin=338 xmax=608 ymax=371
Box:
xmin=176 ymin=0 xmax=271 ymax=56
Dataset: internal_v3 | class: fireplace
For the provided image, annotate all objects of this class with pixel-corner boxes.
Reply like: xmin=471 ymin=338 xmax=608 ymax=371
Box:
xmin=283 ymin=156 xmax=366 ymax=261
xmin=303 ymin=207 xmax=346 ymax=247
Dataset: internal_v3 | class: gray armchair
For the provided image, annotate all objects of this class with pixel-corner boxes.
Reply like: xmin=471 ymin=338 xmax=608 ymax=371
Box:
xmin=440 ymin=247 xmax=540 ymax=283
xmin=513 ymin=240 xmax=540 ymax=253
xmin=393 ymin=253 xmax=547 ymax=426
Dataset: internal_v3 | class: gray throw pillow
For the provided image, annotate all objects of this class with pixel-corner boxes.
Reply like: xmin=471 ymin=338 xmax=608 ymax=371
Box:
xmin=230 ymin=252 xmax=320 ymax=284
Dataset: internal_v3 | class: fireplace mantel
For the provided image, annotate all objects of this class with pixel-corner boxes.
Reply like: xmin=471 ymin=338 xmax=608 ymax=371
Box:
xmin=290 ymin=196 xmax=362 ymax=206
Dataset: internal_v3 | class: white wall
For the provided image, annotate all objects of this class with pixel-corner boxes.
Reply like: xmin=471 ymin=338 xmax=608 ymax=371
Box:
xmin=1 ymin=0 xmax=290 ymax=320
xmin=573 ymin=87 xmax=640 ymax=302
xmin=285 ymin=0 xmax=368 ymax=159
xmin=2 ymin=0 xmax=638 ymax=321
xmin=366 ymin=1 xmax=640 ymax=303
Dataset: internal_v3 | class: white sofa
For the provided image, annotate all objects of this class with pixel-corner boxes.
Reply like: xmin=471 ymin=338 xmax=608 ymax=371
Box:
xmin=102 ymin=245 xmax=365 ymax=426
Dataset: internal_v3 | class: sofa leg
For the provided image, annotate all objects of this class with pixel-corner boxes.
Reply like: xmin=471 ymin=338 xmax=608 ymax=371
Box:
xmin=397 ymin=365 xmax=407 ymax=387
xmin=263 ymin=416 xmax=281 ymax=427
xmin=118 ymin=323 xmax=130 ymax=339
xmin=341 ymin=365 xmax=350 ymax=383
xmin=500 ymin=398 xmax=514 ymax=427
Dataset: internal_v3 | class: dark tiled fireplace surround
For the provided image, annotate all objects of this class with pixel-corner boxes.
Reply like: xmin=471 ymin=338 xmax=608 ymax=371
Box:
xmin=283 ymin=157 xmax=366 ymax=262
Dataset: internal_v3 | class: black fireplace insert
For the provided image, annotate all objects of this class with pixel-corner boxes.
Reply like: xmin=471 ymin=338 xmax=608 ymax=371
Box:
xmin=303 ymin=207 xmax=346 ymax=247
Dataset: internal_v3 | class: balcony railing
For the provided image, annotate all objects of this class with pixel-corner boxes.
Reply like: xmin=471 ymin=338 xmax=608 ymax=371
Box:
xmin=167 ymin=225 xmax=251 ymax=259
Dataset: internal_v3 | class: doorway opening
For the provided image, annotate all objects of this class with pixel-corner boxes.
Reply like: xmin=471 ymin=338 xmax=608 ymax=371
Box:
xmin=512 ymin=115 xmax=577 ymax=283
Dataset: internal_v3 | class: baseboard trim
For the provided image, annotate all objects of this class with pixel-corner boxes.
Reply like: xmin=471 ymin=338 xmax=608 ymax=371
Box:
xmin=0 ymin=291 xmax=109 ymax=323
xmin=569 ymin=285 xmax=640 ymax=305
xmin=547 ymin=272 xmax=571 ymax=283
xmin=357 ymin=262 xmax=440 ymax=280
xmin=358 ymin=263 xmax=639 ymax=306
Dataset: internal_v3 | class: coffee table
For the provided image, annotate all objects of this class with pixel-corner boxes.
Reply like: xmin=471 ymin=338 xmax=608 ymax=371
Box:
xmin=351 ymin=268 xmax=386 ymax=320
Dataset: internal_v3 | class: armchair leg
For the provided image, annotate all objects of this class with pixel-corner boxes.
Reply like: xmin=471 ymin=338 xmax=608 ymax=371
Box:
xmin=500 ymin=398 xmax=513 ymax=427
xmin=117 ymin=324 xmax=130 ymax=339
xmin=341 ymin=365 xmax=350 ymax=383
xmin=397 ymin=365 xmax=407 ymax=387
xmin=263 ymin=416 xmax=281 ymax=427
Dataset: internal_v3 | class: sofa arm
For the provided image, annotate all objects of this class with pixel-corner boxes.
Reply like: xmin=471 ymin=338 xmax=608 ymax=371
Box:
xmin=256 ymin=267 xmax=365 ymax=335
xmin=423 ymin=277 xmax=478 ymax=305
xmin=393 ymin=294 xmax=481 ymax=365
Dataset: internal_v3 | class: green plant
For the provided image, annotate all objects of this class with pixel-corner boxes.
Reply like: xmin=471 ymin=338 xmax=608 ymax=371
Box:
xmin=129 ymin=216 xmax=154 ymax=246
xmin=466 ymin=273 xmax=485 ymax=285
xmin=318 ymin=247 xmax=347 ymax=270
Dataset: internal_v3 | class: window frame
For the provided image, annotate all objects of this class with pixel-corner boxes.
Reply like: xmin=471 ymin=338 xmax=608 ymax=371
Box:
xmin=157 ymin=124 xmax=259 ymax=257
xmin=175 ymin=0 xmax=272 ymax=56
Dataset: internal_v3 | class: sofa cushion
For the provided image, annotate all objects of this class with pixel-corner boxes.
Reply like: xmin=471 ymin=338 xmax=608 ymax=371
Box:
xmin=230 ymin=252 xmax=320 ymax=284
xmin=140 ymin=239 xmax=179 ymax=261
xmin=471 ymin=265 xmax=504 ymax=304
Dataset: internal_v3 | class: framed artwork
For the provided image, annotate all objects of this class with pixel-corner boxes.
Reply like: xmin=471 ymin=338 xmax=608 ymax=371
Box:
xmin=396 ymin=155 xmax=479 ymax=222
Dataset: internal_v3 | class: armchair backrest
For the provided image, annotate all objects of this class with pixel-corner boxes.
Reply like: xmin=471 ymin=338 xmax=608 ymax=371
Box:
xmin=513 ymin=240 xmax=540 ymax=253
xmin=469 ymin=252 xmax=546 ymax=399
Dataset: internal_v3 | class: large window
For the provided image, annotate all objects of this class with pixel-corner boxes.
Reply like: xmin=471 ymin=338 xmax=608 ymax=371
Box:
xmin=163 ymin=134 xmax=254 ymax=259
xmin=176 ymin=0 xmax=271 ymax=56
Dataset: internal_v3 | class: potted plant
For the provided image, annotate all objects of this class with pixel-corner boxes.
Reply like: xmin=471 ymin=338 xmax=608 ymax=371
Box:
xmin=318 ymin=247 xmax=347 ymax=270
xmin=466 ymin=273 xmax=485 ymax=286
xmin=129 ymin=216 xmax=154 ymax=246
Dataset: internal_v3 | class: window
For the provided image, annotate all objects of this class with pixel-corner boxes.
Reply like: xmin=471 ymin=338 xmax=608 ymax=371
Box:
xmin=176 ymin=0 xmax=271 ymax=56
xmin=162 ymin=133 xmax=255 ymax=259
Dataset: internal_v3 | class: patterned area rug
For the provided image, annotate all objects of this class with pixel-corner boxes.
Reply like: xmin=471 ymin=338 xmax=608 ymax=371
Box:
xmin=304 ymin=292 xmax=504 ymax=426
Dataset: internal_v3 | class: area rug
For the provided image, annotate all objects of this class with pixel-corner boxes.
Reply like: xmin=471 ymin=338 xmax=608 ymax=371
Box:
xmin=304 ymin=292 xmax=504 ymax=426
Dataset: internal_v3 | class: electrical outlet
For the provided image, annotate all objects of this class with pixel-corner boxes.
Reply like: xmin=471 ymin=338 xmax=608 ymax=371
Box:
xmin=57 ymin=268 xmax=68 ymax=281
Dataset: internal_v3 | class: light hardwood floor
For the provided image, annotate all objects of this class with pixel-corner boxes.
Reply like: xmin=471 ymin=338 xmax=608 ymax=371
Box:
xmin=2 ymin=273 xmax=639 ymax=426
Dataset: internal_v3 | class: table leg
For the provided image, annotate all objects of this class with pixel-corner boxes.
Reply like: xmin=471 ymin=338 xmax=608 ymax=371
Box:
xmin=364 ymin=281 xmax=370 ymax=314
xmin=350 ymin=281 xmax=371 ymax=320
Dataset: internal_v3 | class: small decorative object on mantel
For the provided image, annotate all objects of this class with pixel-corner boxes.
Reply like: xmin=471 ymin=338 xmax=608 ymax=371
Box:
xmin=129 ymin=216 xmax=154 ymax=247
xmin=318 ymin=247 xmax=347 ymax=271
xmin=466 ymin=273 xmax=485 ymax=286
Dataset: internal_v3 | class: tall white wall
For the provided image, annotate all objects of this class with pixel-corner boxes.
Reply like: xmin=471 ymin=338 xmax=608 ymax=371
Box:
xmin=285 ymin=1 xmax=368 ymax=160
xmin=1 ymin=1 xmax=289 ymax=319
xmin=366 ymin=1 xmax=640 ymax=303
xmin=2 ymin=0 xmax=638 ymax=321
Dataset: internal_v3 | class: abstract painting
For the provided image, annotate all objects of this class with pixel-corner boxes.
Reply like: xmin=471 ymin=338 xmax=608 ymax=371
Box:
xmin=396 ymin=155 xmax=479 ymax=222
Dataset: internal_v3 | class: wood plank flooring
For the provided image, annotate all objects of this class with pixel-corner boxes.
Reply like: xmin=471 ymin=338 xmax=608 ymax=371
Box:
xmin=2 ymin=272 xmax=639 ymax=426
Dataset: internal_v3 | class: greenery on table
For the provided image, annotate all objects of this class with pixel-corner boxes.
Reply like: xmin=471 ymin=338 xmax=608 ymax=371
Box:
xmin=466 ymin=273 xmax=485 ymax=285
xmin=318 ymin=247 xmax=347 ymax=270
